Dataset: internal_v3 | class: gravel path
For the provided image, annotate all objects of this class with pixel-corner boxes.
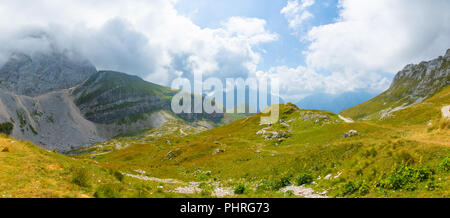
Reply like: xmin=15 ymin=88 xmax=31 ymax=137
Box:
xmin=123 ymin=170 xmax=234 ymax=196
xmin=338 ymin=115 xmax=354 ymax=123
xmin=281 ymin=186 xmax=328 ymax=198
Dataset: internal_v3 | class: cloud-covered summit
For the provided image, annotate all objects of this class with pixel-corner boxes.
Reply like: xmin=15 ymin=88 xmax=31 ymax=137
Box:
xmin=0 ymin=0 xmax=277 ymax=88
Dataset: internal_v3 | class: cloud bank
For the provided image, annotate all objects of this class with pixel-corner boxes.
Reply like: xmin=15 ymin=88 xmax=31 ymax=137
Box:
xmin=274 ymin=0 xmax=450 ymax=102
xmin=0 ymin=0 xmax=277 ymax=86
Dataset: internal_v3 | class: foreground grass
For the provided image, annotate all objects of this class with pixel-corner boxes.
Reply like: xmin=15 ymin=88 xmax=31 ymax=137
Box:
xmin=0 ymin=135 xmax=216 ymax=198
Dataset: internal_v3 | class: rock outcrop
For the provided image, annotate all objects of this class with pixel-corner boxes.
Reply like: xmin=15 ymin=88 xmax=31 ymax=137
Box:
xmin=389 ymin=48 xmax=450 ymax=103
xmin=341 ymin=49 xmax=450 ymax=120
xmin=0 ymin=89 xmax=106 ymax=152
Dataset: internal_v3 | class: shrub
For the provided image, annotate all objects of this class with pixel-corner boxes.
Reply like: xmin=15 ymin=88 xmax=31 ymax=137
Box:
xmin=381 ymin=165 xmax=432 ymax=191
xmin=440 ymin=157 xmax=450 ymax=172
xmin=279 ymin=176 xmax=291 ymax=187
xmin=133 ymin=184 xmax=152 ymax=198
xmin=340 ymin=180 xmax=371 ymax=196
xmin=394 ymin=151 xmax=416 ymax=165
xmin=425 ymin=181 xmax=437 ymax=191
xmin=363 ymin=148 xmax=378 ymax=158
xmin=71 ymin=167 xmax=90 ymax=188
xmin=257 ymin=180 xmax=277 ymax=191
xmin=358 ymin=182 xmax=370 ymax=196
xmin=113 ymin=171 xmax=124 ymax=182
xmin=0 ymin=122 xmax=13 ymax=135
xmin=342 ymin=181 xmax=358 ymax=196
xmin=94 ymin=184 xmax=122 ymax=198
xmin=296 ymin=173 xmax=313 ymax=186
xmin=234 ymin=184 xmax=246 ymax=195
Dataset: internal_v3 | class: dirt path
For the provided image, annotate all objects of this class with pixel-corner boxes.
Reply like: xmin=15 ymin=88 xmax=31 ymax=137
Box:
xmin=123 ymin=170 xmax=234 ymax=197
xmin=338 ymin=115 xmax=354 ymax=123
xmin=179 ymin=128 xmax=188 ymax=136
xmin=442 ymin=106 xmax=450 ymax=118
xmin=281 ymin=185 xmax=328 ymax=198
xmin=124 ymin=170 xmax=327 ymax=198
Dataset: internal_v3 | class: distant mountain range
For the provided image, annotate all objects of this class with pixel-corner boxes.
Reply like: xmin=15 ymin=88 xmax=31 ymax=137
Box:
xmin=296 ymin=91 xmax=377 ymax=113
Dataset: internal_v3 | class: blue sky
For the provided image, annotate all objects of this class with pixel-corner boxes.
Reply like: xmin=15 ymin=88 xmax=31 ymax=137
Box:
xmin=175 ymin=0 xmax=339 ymax=70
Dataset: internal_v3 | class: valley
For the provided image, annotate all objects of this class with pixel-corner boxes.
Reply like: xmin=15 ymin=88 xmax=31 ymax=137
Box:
xmin=0 ymin=49 xmax=449 ymax=198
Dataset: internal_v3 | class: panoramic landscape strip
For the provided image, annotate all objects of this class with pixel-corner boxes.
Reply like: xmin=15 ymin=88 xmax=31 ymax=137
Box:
xmin=0 ymin=0 xmax=448 ymax=209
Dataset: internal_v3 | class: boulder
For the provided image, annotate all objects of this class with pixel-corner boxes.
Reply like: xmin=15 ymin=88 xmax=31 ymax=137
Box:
xmin=344 ymin=130 xmax=359 ymax=138
xmin=213 ymin=148 xmax=226 ymax=155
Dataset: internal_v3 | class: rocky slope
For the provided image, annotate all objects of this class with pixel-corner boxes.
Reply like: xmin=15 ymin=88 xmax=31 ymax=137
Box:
xmin=0 ymin=50 xmax=224 ymax=151
xmin=0 ymin=89 xmax=106 ymax=151
xmin=341 ymin=49 xmax=450 ymax=120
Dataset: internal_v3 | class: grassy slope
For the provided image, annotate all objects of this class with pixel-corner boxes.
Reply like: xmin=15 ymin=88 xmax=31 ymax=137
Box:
xmin=91 ymin=98 xmax=449 ymax=198
xmin=75 ymin=70 xmax=175 ymax=106
xmin=2 ymin=88 xmax=449 ymax=198
xmin=0 ymin=135 xmax=199 ymax=198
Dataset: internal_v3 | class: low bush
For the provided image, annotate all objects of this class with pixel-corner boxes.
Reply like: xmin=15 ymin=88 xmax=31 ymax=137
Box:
xmin=279 ymin=176 xmax=291 ymax=187
xmin=94 ymin=184 xmax=123 ymax=198
xmin=342 ymin=181 xmax=358 ymax=196
xmin=340 ymin=180 xmax=370 ymax=196
xmin=440 ymin=157 xmax=450 ymax=172
xmin=0 ymin=122 xmax=13 ymax=135
xmin=296 ymin=173 xmax=313 ymax=186
xmin=380 ymin=165 xmax=432 ymax=191
xmin=113 ymin=171 xmax=124 ymax=182
xmin=234 ymin=184 xmax=246 ymax=194
xmin=70 ymin=167 xmax=90 ymax=188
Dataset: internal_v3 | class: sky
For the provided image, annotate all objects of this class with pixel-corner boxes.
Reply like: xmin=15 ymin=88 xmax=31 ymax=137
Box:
xmin=0 ymin=0 xmax=449 ymax=103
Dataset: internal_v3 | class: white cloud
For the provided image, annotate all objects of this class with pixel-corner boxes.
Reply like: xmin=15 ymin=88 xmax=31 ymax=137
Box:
xmin=281 ymin=0 xmax=315 ymax=30
xmin=2 ymin=0 xmax=449 ymax=103
xmin=0 ymin=0 xmax=277 ymax=86
xmin=256 ymin=66 xmax=390 ymax=102
xmin=305 ymin=0 xmax=450 ymax=74
xmin=275 ymin=0 xmax=450 ymax=101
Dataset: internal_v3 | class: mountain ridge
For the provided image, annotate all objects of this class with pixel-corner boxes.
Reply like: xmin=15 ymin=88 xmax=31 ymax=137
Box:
xmin=341 ymin=49 xmax=450 ymax=120
xmin=0 ymin=51 xmax=223 ymax=151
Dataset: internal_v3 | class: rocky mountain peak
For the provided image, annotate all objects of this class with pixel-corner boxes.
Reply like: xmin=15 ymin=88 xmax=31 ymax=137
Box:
xmin=0 ymin=48 xmax=97 ymax=96
xmin=389 ymin=49 xmax=449 ymax=102
xmin=445 ymin=48 xmax=450 ymax=58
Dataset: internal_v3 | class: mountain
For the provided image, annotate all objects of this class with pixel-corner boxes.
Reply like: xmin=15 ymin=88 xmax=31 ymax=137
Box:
xmin=0 ymin=51 xmax=224 ymax=152
xmin=296 ymin=91 xmax=377 ymax=113
xmin=73 ymin=70 xmax=224 ymax=124
xmin=0 ymin=88 xmax=106 ymax=151
xmin=1 ymin=48 xmax=449 ymax=198
xmin=0 ymin=50 xmax=96 ymax=97
xmin=341 ymin=49 xmax=450 ymax=120
xmin=66 ymin=50 xmax=449 ymax=198
xmin=80 ymin=92 xmax=449 ymax=198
